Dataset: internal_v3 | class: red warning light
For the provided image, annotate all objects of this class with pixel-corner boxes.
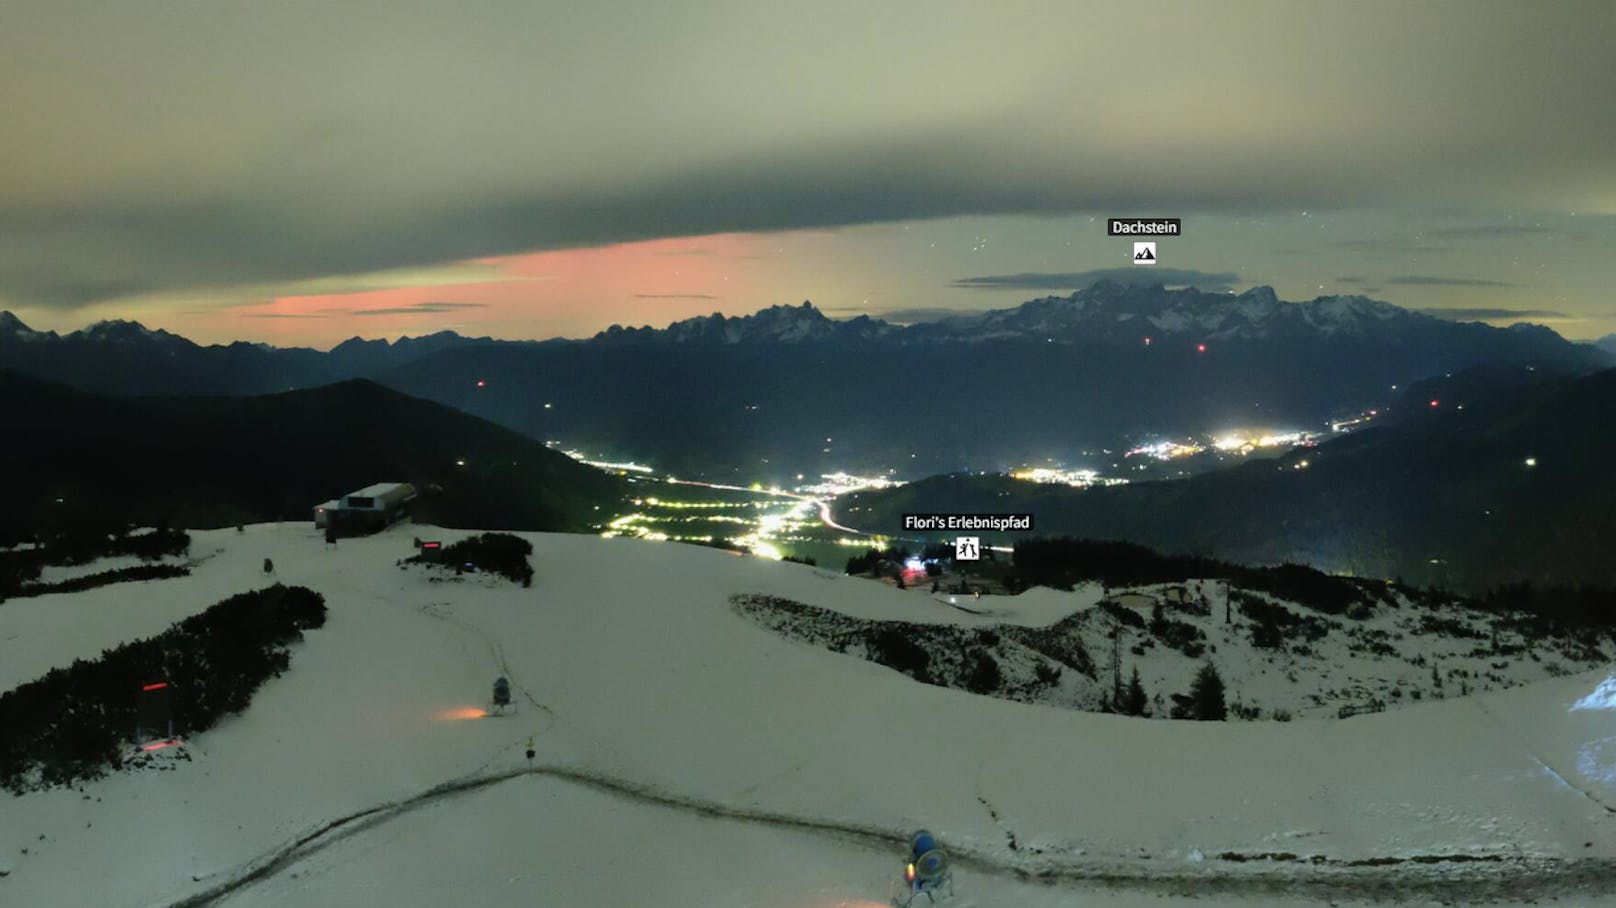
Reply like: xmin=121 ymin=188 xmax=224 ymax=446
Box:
xmin=141 ymin=682 xmax=169 ymax=692
xmin=1196 ymin=343 xmax=1208 ymax=353
xmin=1429 ymin=399 xmax=1440 ymax=408
xmin=476 ymin=380 xmax=487 ymax=388
xmin=1143 ymin=336 xmax=1153 ymax=346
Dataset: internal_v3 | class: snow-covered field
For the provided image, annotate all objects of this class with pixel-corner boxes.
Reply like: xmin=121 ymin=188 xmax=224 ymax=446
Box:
xmin=3 ymin=522 xmax=1615 ymax=907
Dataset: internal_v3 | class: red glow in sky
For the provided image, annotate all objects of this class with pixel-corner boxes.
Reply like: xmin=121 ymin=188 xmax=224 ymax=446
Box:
xmin=234 ymin=234 xmax=769 ymax=348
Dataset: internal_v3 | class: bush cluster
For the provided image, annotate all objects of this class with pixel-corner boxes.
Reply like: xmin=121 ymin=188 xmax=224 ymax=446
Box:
xmin=1235 ymin=593 xmax=1332 ymax=650
xmin=1097 ymin=600 xmax=1147 ymax=629
xmin=409 ymin=532 xmax=534 ymax=586
xmin=0 ymin=564 xmax=190 ymax=604
xmin=868 ymin=627 xmax=932 ymax=682
xmin=0 ymin=528 xmax=189 ymax=595
xmin=0 ymin=584 xmax=326 ymax=792
xmin=1148 ymin=604 xmax=1207 ymax=657
xmin=964 ymin=650 xmax=1003 ymax=693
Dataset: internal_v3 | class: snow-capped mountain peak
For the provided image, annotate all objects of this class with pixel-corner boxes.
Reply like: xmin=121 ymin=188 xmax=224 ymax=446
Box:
xmin=70 ymin=319 xmax=189 ymax=346
xmin=594 ymin=300 xmax=894 ymax=345
xmin=907 ymin=283 xmax=1445 ymax=344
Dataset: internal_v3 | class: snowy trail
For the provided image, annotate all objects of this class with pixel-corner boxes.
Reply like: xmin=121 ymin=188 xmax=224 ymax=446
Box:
xmin=166 ymin=757 xmax=1616 ymax=908
xmin=416 ymin=600 xmax=554 ymax=716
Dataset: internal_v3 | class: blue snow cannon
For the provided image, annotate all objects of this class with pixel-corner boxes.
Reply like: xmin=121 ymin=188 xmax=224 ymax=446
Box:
xmin=895 ymin=828 xmax=952 ymax=906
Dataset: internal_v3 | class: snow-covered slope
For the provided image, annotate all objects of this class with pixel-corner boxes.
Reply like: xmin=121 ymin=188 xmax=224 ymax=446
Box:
xmin=752 ymin=578 xmax=1615 ymax=719
xmin=3 ymin=524 xmax=1615 ymax=907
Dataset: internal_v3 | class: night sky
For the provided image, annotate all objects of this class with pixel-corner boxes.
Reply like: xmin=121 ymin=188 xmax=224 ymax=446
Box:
xmin=2 ymin=1 xmax=1612 ymax=346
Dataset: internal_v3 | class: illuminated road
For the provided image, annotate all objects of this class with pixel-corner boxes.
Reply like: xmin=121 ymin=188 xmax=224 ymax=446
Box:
xmin=817 ymin=499 xmax=862 ymax=534
xmin=666 ymin=477 xmax=864 ymax=536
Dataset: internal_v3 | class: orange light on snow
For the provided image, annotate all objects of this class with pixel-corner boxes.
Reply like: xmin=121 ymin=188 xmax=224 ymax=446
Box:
xmin=141 ymin=739 xmax=179 ymax=752
xmin=905 ymin=863 xmax=916 ymax=882
xmin=437 ymin=707 xmax=488 ymax=721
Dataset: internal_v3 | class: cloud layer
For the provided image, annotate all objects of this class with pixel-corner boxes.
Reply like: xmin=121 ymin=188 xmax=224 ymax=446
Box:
xmin=1 ymin=1 xmax=1612 ymax=311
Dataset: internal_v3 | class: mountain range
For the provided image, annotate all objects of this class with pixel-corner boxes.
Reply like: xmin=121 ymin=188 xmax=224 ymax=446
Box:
xmin=380 ymin=284 xmax=1609 ymax=476
xmin=0 ymin=312 xmax=506 ymax=396
xmin=3 ymin=282 xmax=1608 ymax=477
xmin=834 ymin=365 xmax=1616 ymax=592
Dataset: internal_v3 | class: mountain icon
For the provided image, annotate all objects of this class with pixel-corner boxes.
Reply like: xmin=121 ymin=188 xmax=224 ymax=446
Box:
xmin=1133 ymin=242 xmax=1157 ymax=264
xmin=1135 ymin=248 xmax=1155 ymax=260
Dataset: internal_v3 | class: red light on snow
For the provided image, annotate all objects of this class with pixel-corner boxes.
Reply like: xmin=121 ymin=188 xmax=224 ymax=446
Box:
xmin=422 ymin=542 xmax=441 ymax=550
xmin=437 ymin=706 xmax=487 ymax=721
xmin=1196 ymin=343 xmax=1207 ymax=353
xmin=140 ymin=739 xmax=179 ymax=752
xmin=141 ymin=682 xmax=169 ymax=691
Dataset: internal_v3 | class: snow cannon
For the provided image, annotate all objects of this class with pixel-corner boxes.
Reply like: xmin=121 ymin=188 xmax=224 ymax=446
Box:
xmin=892 ymin=829 xmax=952 ymax=907
xmin=491 ymin=677 xmax=513 ymax=714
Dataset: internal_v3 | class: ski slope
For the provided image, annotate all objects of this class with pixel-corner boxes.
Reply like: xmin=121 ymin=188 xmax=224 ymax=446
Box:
xmin=2 ymin=522 xmax=1615 ymax=907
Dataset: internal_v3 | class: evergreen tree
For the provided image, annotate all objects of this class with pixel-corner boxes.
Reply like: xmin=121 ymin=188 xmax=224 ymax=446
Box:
xmin=1124 ymin=666 xmax=1149 ymax=716
xmin=1189 ymin=660 xmax=1227 ymax=720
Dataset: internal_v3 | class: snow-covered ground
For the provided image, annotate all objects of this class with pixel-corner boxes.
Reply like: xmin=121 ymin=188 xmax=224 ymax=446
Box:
xmin=3 ymin=522 xmax=1616 ymax=907
xmin=783 ymin=577 xmax=1615 ymax=719
xmin=31 ymin=553 xmax=190 ymax=585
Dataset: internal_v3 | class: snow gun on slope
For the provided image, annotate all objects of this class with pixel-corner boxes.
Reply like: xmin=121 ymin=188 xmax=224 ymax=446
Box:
xmin=891 ymin=828 xmax=953 ymax=907
xmin=490 ymin=677 xmax=514 ymax=715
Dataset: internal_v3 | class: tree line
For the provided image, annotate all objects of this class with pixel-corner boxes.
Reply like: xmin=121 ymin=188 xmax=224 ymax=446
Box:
xmin=0 ymin=584 xmax=327 ymax=792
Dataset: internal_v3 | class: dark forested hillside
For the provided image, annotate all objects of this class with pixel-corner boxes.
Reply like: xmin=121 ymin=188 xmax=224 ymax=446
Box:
xmin=0 ymin=373 xmax=626 ymax=535
xmin=837 ymin=369 xmax=1616 ymax=592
